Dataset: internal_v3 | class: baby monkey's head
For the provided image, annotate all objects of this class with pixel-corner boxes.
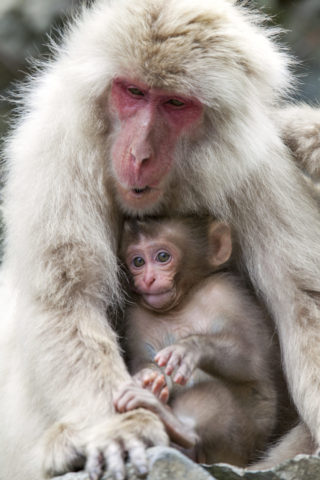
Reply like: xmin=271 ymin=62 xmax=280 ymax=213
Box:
xmin=119 ymin=216 xmax=233 ymax=312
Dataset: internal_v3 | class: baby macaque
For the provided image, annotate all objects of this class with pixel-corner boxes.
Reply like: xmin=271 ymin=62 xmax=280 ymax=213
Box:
xmin=115 ymin=217 xmax=279 ymax=466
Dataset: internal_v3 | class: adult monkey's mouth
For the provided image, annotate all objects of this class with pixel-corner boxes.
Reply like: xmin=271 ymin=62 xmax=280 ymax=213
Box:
xmin=117 ymin=183 xmax=163 ymax=211
xmin=132 ymin=187 xmax=151 ymax=195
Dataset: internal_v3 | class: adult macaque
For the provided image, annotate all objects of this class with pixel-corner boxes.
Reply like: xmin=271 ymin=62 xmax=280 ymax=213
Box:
xmin=1 ymin=0 xmax=320 ymax=478
xmin=115 ymin=216 xmax=278 ymax=466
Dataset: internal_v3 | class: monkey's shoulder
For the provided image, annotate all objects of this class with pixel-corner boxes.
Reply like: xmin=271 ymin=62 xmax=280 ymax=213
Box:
xmin=187 ymin=273 xmax=270 ymax=330
xmin=191 ymin=272 xmax=242 ymax=299
xmin=189 ymin=272 xmax=258 ymax=308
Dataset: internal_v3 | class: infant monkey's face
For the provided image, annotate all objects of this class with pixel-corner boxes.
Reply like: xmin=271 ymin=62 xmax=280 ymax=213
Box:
xmin=125 ymin=234 xmax=181 ymax=311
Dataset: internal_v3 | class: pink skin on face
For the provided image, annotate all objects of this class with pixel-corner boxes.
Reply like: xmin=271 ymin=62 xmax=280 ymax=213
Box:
xmin=126 ymin=236 xmax=181 ymax=310
xmin=109 ymin=78 xmax=203 ymax=210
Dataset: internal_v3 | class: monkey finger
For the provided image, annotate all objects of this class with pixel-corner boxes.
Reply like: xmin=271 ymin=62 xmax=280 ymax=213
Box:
xmin=113 ymin=382 xmax=135 ymax=405
xmin=173 ymin=373 xmax=187 ymax=385
xmin=125 ymin=391 xmax=159 ymax=412
xmin=165 ymin=352 xmax=183 ymax=375
xmin=174 ymin=362 xmax=193 ymax=384
xmin=104 ymin=441 xmax=125 ymax=480
xmin=133 ymin=368 xmax=156 ymax=385
xmin=154 ymin=348 xmax=174 ymax=367
xmin=125 ymin=438 xmax=148 ymax=477
xmin=141 ymin=370 xmax=157 ymax=387
xmin=151 ymin=374 xmax=166 ymax=396
xmin=159 ymin=386 xmax=169 ymax=404
xmin=116 ymin=384 xmax=160 ymax=412
xmin=115 ymin=388 xmax=143 ymax=413
xmin=85 ymin=447 xmax=104 ymax=480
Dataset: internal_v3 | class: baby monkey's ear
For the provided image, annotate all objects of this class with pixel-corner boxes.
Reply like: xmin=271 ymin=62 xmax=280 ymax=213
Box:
xmin=208 ymin=221 xmax=232 ymax=267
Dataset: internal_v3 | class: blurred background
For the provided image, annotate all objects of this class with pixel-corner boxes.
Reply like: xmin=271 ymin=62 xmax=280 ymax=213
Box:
xmin=0 ymin=0 xmax=319 ymax=144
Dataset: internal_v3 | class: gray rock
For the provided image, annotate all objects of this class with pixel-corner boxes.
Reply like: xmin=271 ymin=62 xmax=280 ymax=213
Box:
xmin=147 ymin=447 xmax=213 ymax=480
xmin=52 ymin=447 xmax=320 ymax=480
xmin=207 ymin=454 xmax=320 ymax=479
xmin=52 ymin=447 xmax=214 ymax=480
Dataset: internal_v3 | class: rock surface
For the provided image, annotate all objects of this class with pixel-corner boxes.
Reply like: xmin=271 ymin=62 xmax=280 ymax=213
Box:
xmin=52 ymin=446 xmax=320 ymax=480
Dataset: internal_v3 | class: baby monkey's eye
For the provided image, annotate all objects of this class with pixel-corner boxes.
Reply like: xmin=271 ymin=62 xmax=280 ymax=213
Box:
xmin=133 ymin=256 xmax=145 ymax=267
xmin=156 ymin=252 xmax=171 ymax=263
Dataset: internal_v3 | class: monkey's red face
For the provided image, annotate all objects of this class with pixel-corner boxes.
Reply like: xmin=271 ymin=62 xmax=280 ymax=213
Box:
xmin=125 ymin=235 xmax=181 ymax=311
xmin=109 ymin=79 xmax=203 ymax=211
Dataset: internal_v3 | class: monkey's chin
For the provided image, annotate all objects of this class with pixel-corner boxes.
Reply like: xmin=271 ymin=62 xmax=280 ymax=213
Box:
xmin=116 ymin=184 xmax=163 ymax=213
xmin=142 ymin=291 xmax=175 ymax=311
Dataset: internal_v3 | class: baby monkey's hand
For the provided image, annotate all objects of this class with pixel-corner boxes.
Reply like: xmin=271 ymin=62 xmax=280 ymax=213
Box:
xmin=133 ymin=368 xmax=169 ymax=404
xmin=155 ymin=341 xmax=200 ymax=385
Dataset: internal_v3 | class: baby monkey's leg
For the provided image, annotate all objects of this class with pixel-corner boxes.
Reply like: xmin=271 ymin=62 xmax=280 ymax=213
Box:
xmin=171 ymin=380 xmax=257 ymax=467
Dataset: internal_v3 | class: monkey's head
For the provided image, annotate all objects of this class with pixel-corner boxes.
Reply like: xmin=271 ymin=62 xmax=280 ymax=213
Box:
xmin=108 ymin=79 xmax=203 ymax=213
xmin=120 ymin=217 xmax=232 ymax=312
xmin=100 ymin=0 xmax=290 ymax=214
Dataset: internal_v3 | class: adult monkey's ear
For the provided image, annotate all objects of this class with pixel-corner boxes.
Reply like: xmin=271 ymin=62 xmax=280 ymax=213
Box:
xmin=208 ymin=221 xmax=232 ymax=267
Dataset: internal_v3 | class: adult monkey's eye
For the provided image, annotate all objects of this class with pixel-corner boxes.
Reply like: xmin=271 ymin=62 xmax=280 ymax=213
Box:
xmin=156 ymin=252 xmax=171 ymax=263
xmin=166 ymin=99 xmax=185 ymax=107
xmin=133 ymin=256 xmax=145 ymax=267
xmin=128 ymin=87 xmax=144 ymax=97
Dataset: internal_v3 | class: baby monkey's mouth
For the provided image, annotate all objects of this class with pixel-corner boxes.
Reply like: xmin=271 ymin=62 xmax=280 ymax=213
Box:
xmin=141 ymin=289 xmax=175 ymax=309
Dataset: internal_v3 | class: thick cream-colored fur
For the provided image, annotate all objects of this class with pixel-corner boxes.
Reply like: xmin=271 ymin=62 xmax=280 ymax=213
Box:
xmin=1 ymin=0 xmax=320 ymax=477
xmin=277 ymin=105 xmax=320 ymax=180
xmin=250 ymin=422 xmax=315 ymax=470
